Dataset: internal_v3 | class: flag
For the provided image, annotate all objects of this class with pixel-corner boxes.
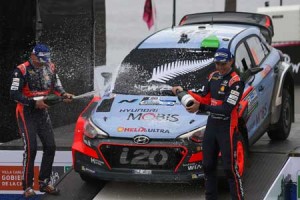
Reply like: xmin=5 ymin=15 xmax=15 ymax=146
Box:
xmin=143 ymin=0 xmax=154 ymax=30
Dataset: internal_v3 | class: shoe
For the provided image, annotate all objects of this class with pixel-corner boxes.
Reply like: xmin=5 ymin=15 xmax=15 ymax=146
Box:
xmin=39 ymin=178 xmax=60 ymax=195
xmin=24 ymin=187 xmax=36 ymax=198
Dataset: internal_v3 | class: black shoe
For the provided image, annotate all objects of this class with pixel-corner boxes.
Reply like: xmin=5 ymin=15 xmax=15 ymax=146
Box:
xmin=23 ymin=187 xmax=36 ymax=198
xmin=39 ymin=179 xmax=60 ymax=195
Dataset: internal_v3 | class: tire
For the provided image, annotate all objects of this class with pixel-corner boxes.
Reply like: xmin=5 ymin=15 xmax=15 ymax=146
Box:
xmin=268 ymin=88 xmax=292 ymax=140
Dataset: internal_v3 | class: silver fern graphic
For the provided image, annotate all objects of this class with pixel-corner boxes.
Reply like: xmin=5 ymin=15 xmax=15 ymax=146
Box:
xmin=147 ymin=58 xmax=214 ymax=83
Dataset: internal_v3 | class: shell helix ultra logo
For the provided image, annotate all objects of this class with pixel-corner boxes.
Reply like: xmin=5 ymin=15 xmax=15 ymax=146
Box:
xmin=117 ymin=127 xmax=170 ymax=133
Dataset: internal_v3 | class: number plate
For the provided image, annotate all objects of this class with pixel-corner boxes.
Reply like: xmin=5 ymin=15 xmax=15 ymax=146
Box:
xmin=133 ymin=169 xmax=152 ymax=175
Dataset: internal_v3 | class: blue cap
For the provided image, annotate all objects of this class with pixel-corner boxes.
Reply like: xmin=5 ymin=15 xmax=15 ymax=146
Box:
xmin=32 ymin=44 xmax=51 ymax=63
xmin=214 ymin=48 xmax=233 ymax=62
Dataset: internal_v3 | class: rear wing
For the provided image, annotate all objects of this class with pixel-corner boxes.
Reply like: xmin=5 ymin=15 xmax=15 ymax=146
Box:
xmin=179 ymin=12 xmax=274 ymax=44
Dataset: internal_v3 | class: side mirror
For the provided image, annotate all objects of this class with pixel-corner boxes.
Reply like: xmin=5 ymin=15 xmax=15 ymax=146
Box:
xmin=241 ymin=67 xmax=263 ymax=83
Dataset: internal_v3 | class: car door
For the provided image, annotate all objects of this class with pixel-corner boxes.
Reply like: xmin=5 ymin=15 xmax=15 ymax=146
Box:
xmin=235 ymin=41 xmax=262 ymax=138
xmin=246 ymin=36 xmax=275 ymax=136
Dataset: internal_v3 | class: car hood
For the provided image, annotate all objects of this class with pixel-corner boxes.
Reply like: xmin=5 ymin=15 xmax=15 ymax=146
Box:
xmin=91 ymin=94 xmax=208 ymax=139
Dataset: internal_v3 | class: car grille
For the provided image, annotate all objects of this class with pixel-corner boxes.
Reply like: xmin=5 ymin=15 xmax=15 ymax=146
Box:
xmin=99 ymin=144 xmax=185 ymax=171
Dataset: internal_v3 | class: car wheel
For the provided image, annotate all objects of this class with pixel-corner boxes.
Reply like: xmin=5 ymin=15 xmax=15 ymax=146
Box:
xmin=236 ymin=134 xmax=246 ymax=177
xmin=268 ymin=88 xmax=292 ymax=140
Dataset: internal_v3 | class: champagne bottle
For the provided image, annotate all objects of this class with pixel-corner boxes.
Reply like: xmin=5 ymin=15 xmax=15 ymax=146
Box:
xmin=44 ymin=94 xmax=63 ymax=106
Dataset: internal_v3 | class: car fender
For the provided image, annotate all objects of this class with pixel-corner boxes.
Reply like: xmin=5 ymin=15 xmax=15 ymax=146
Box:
xmin=270 ymin=61 xmax=294 ymax=124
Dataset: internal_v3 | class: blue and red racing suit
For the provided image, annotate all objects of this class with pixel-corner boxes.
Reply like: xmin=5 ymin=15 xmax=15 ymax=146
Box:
xmin=189 ymin=69 xmax=245 ymax=200
xmin=10 ymin=60 xmax=65 ymax=190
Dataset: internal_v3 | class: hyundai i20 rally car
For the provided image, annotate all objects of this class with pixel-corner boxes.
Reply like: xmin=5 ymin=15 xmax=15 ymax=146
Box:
xmin=72 ymin=12 xmax=294 ymax=183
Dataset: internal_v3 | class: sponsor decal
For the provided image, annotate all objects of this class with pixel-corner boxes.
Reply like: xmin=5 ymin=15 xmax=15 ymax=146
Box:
xmin=245 ymin=90 xmax=258 ymax=118
xmin=140 ymin=97 xmax=177 ymax=106
xmin=229 ymin=94 xmax=239 ymax=101
xmin=178 ymin=33 xmax=190 ymax=43
xmin=196 ymin=85 xmax=205 ymax=93
xmin=134 ymin=84 xmax=172 ymax=93
xmin=221 ymin=80 xmax=228 ymax=86
xmin=147 ymin=58 xmax=214 ymax=83
xmin=133 ymin=135 xmax=150 ymax=144
xmin=191 ymin=164 xmax=202 ymax=170
xmin=120 ymin=147 xmax=168 ymax=165
xmin=119 ymin=108 xmax=158 ymax=113
xmin=117 ymin=127 xmax=170 ymax=133
xmin=220 ymin=85 xmax=225 ymax=92
xmin=81 ymin=166 xmax=95 ymax=174
xmin=127 ymin=113 xmax=179 ymax=122
xmin=10 ymin=86 xmax=18 ymax=91
xmin=231 ymin=90 xmax=240 ymax=96
xmin=218 ymin=85 xmax=225 ymax=94
xmin=247 ymin=103 xmax=267 ymax=131
xmin=191 ymin=173 xmax=204 ymax=179
xmin=10 ymin=78 xmax=19 ymax=90
xmin=255 ymin=103 xmax=268 ymax=125
xmin=183 ymin=163 xmax=202 ymax=171
xmin=118 ymin=99 xmax=138 ymax=103
xmin=90 ymin=158 xmax=104 ymax=166
xmin=12 ymin=78 xmax=20 ymax=83
xmin=227 ymin=98 xmax=237 ymax=105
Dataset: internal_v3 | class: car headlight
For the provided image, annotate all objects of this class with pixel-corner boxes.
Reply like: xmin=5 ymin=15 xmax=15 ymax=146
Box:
xmin=178 ymin=126 xmax=206 ymax=143
xmin=83 ymin=118 xmax=108 ymax=139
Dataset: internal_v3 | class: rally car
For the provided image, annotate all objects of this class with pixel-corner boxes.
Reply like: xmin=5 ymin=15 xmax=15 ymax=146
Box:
xmin=72 ymin=12 xmax=294 ymax=183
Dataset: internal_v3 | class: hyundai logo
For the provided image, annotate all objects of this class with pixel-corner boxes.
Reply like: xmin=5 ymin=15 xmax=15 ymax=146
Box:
xmin=133 ymin=135 xmax=150 ymax=145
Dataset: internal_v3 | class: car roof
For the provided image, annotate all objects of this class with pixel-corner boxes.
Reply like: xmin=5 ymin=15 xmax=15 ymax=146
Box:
xmin=138 ymin=24 xmax=258 ymax=50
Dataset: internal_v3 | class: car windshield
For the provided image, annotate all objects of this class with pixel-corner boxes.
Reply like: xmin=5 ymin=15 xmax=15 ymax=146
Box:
xmin=113 ymin=48 xmax=216 ymax=95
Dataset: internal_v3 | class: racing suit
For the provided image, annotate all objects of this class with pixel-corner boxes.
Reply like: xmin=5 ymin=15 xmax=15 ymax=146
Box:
xmin=10 ymin=60 xmax=65 ymax=190
xmin=190 ymin=69 xmax=245 ymax=200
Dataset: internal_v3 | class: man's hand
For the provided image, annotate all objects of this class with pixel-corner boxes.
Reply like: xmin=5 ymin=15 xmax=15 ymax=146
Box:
xmin=186 ymin=99 xmax=200 ymax=113
xmin=35 ymin=100 xmax=49 ymax=109
xmin=171 ymin=86 xmax=183 ymax=95
xmin=62 ymin=93 xmax=74 ymax=103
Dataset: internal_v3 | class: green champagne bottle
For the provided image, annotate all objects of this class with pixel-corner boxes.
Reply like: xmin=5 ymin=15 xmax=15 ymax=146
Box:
xmin=44 ymin=94 xmax=63 ymax=106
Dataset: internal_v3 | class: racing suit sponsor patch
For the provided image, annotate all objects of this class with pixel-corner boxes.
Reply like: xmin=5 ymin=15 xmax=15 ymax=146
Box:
xmin=11 ymin=78 xmax=20 ymax=88
xmin=13 ymin=78 xmax=20 ymax=83
xmin=228 ymin=94 xmax=239 ymax=101
xmin=230 ymin=90 xmax=240 ymax=96
xmin=227 ymin=98 xmax=237 ymax=105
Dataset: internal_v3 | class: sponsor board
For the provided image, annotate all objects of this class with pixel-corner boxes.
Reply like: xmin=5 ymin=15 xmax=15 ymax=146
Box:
xmin=0 ymin=150 xmax=71 ymax=198
xmin=0 ymin=166 xmax=39 ymax=190
xmin=275 ymin=46 xmax=300 ymax=84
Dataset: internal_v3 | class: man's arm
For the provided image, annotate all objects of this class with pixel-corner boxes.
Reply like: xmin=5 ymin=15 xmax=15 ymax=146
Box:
xmin=188 ymin=77 xmax=211 ymax=105
xmin=53 ymin=73 xmax=66 ymax=96
xmin=52 ymin=67 xmax=73 ymax=102
xmin=10 ymin=69 xmax=35 ymax=108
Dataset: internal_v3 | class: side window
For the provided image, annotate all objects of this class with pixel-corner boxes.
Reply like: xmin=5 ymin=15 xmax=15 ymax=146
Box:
xmin=235 ymin=43 xmax=252 ymax=74
xmin=246 ymin=36 xmax=269 ymax=66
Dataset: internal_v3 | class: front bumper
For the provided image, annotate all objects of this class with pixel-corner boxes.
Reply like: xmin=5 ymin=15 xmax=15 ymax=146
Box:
xmin=74 ymin=151 xmax=204 ymax=183
xmin=72 ymin=137 xmax=207 ymax=183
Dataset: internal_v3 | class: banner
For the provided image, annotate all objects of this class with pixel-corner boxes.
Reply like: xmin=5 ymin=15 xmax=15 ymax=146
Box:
xmin=0 ymin=150 xmax=71 ymax=198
